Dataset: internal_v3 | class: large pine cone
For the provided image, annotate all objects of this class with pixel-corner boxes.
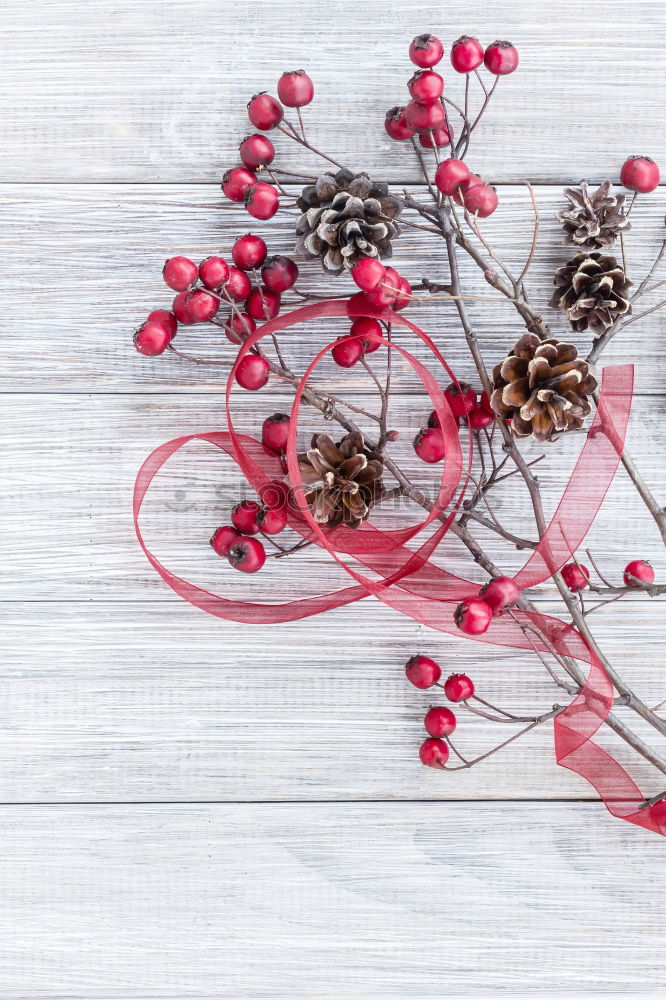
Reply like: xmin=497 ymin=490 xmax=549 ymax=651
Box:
xmin=556 ymin=180 xmax=631 ymax=250
xmin=295 ymin=169 xmax=401 ymax=274
xmin=491 ymin=334 xmax=598 ymax=442
xmin=550 ymin=251 xmax=632 ymax=335
xmin=295 ymin=431 xmax=384 ymax=528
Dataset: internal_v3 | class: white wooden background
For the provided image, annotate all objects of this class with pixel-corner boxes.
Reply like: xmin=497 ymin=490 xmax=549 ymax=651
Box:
xmin=2 ymin=0 xmax=666 ymax=996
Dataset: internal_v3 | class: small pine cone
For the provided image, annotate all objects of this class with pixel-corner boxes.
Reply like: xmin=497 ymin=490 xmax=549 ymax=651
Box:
xmin=491 ymin=334 xmax=598 ymax=442
xmin=556 ymin=180 xmax=631 ymax=250
xmin=295 ymin=168 xmax=401 ymax=274
xmin=295 ymin=431 xmax=384 ymax=528
xmin=550 ymin=251 xmax=632 ymax=335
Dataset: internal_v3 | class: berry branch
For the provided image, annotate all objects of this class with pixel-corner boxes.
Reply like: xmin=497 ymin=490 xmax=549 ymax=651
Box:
xmin=131 ymin=34 xmax=666 ymax=824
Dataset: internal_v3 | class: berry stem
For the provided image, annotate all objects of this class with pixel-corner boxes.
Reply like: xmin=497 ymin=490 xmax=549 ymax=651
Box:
xmin=276 ymin=124 xmax=346 ymax=171
xmin=410 ymin=137 xmax=438 ymax=203
xmin=515 ymin=183 xmax=540 ymax=289
xmin=444 ymin=706 xmax=564 ymax=771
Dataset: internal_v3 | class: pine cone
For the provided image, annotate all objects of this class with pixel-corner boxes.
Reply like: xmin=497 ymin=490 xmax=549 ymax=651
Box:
xmin=491 ymin=334 xmax=598 ymax=442
xmin=556 ymin=180 xmax=631 ymax=250
xmin=295 ymin=431 xmax=384 ymax=528
xmin=550 ymin=251 xmax=632 ymax=335
xmin=295 ymin=168 xmax=401 ymax=274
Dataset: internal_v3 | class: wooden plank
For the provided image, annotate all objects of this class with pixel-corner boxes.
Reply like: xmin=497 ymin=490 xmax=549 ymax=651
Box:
xmin=2 ymin=392 xmax=665 ymax=601
xmin=1 ymin=599 xmax=665 ymax=802
xmin=3 ymin=183 xmax=665 ymax=392
xmin=0 ymin=802 xmax=665 ymax=998
xmin=1 ymin=0 xmax=665 ymax=183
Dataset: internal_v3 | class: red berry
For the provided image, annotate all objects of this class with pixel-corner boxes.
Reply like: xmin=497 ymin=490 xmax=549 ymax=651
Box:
xmin=435 ymin=158 xmax=470 ymax=195
xmin=262 ymin=412 xmax=290 ymax=453
xmin=235 ymin=355 xmax=270 ymax=390
xmin=246 ymin=287 xmax=281 ymax=321
xmin=245 ymin=182 xmax=279 ymax=220
xmin=239 ymin=134 xmax=275 ymax=170
xmin=393 ymin=277 xmax=412 ymax=310
xmin=419 ymin=737 xmax=449 ymax=768
xmin=484 ymin=40 xmax=519 ymax=75
xmin=222 ymin=167 xmax=257 ymax=202
xmin=231 ymin=500 xmax=262 ymax=535
xmin=384 ymin=106 xmax=416 ymax=142
xmin=134 ymin=319 xmax=171 ymax=356
xmin=413 ymin=426 xmax=446 ymax=464
xmin=228 ymin=536 xmax=266 ymax=573
xmin=232 ymin=234 xmax=268 ymax=272
xmin=463 ymin=180 xmax=499 ymax=218
xmin=262 ymin=255 xmax=299 ymax=293
xmin=468 ymin=405 xmax=494 ymax=429
xmin=435 ymin=158 xmax=470 ymax=196
xmin=332 ymin=335 xmax=363 ymax=368
xmin=347 ymin=290 xmax=384 ymax=319
xmin=444 ymin=381 xmax=477 ymax=417
xmin=162 ymin=256 xmax=198 ymax=292
xmin=210 ymin=524 xmax=242 ymax=557
xmin=277 ymin=70 xmax=314 ymax=108
xmin=352 ymin=258 xmax=386 ymax=292
xmin=225 ymin=266 xmax=252 ymax=301
xmin=444 ymin=673 xmax=474 ymax=702
xmin=453 ymin=172 xmax=482 ymax=206
xmin=419 ymin=125 xmax=452 ymax=149
xmin=380 ymin=266 xmax=402 ymax=300
xmin=146 ymin=309 xmax=177 ymax=340
xmin=408 ymin=70 xmax=444 ymax=103
xmin=561 ymin=563 xmax=590 ymax=592
xmin=257 ymin=505 xmax=288 ymax=535
xmin=454 ymin=598 xmax=492 ymax=635
xmin=172 ymin=291 xmax=196 ymax=325
xmin=479 ymin=576 xmax=520 ymax=615
xmin=405 ymin=654 xmax=441 ymax=689
xmin=404 ymin=98 xmax=445 ymax=133
xmin=424 ymin=706 xmax=457 ymax=738
xmin=409 ymin=33 xmax=444 ymax=69
xmin=198 ymin=256 xmax=230 ymax=290
xmin=259 ymin=479 xmax=290 ymax=513
xmin=247 ymin=93 xmax=283 ymax=131
xmin=451 ymin=36 xmax=485 ymax=73
xmin=185 ymin=289 xmax=219 ymax=323
xmin=479 ymin=390 xmax=494 ymax=414
xmin=363 ymin=266 xmax=400 ymax=308
xmin=224 ymin=312 xmax=256 ymax=344
xmin=623 ymin=559 xmax=655 ymax=587
xmin=350 ymin=317 xmax=382 ymax=353
xmin=620 ymin=156 xmax=660 ymax=194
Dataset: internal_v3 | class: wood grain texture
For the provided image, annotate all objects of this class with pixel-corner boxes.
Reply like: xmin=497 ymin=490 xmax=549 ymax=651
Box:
xmin=3 ymin=183 xmax=665 ymax=392
xmin=3 ymin=392 xmax=665 ymax=601
xmin=1 ymin=600 xmax=665 ymax=803
xmin=2 ymin=2 xmax=666 ymax=995
xmin=1 ymin=0 xmax=665 ymax=184
xmin=1 ymin=803 xmax=665 ymax=999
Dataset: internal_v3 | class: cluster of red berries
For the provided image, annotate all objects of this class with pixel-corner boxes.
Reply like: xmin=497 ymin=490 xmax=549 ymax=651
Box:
xmin=385 ymin=33 xmax=518 ymax=149
xmin=133 ymin=237 xmax=299 ymax=390
xmin=221 ymin=70 xmax=315 ymax=220
xmin=209 ymin=416 xmax=295 ymax=573
xmin=328 ymin=258 xmax=412 ymax=367
xmin=412 ymin=381 xmax=494 ymax=463
xmin=435 ymin=158 xmax=498 ymax=217
xmin=383 ymin=33 xmax=518 ymax=217
xmin=455 ymin=576 xmax=521 ymax=636
xmin=405 ymin=654 xmax=476 ymax=768
xmin=561 ymin=558 xmax=656 ymax=593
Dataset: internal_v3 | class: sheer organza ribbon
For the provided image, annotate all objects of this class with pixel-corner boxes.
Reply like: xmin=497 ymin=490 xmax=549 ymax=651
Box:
xmin=134 ymin=301 xmax=666 ymax=835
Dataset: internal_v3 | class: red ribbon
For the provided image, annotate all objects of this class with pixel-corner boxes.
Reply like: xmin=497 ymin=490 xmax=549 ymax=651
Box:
xmin=134 ymin=301 xmax=666 ymax=835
